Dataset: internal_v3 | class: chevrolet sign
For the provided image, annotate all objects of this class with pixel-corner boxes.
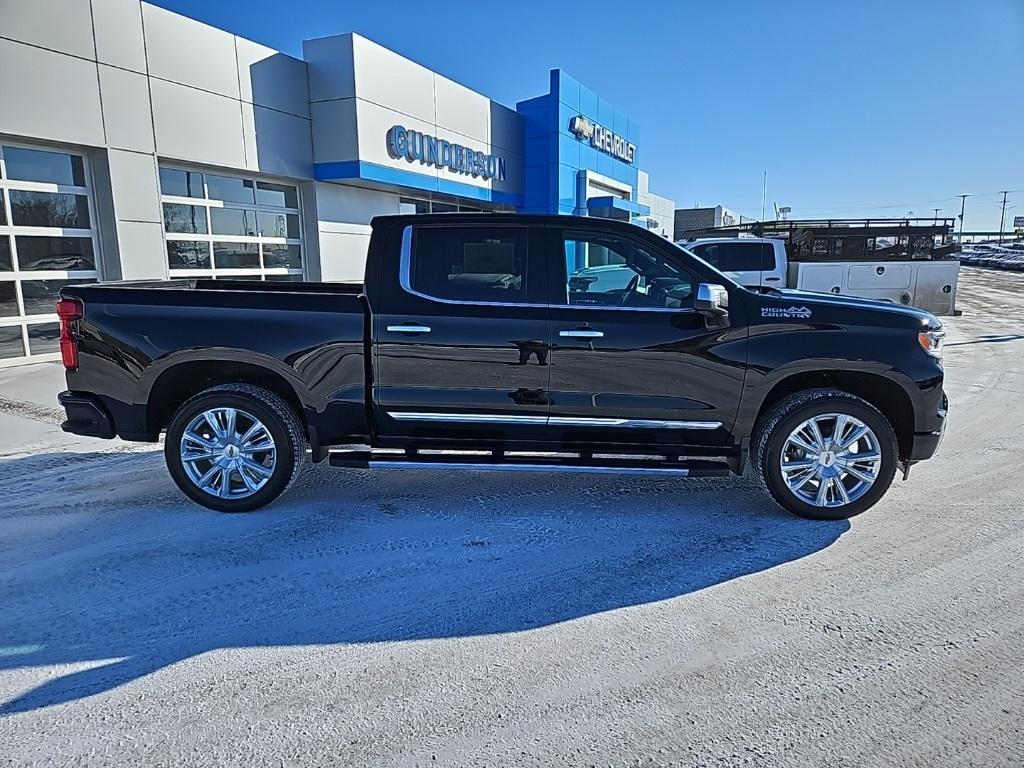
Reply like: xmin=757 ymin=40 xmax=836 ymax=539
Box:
xmin=568 ymin=115 xmax=636 ymax=165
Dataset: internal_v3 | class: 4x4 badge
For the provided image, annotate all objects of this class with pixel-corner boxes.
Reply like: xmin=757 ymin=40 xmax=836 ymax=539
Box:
xmin=762 ymin=306 xmax=812 ymax=319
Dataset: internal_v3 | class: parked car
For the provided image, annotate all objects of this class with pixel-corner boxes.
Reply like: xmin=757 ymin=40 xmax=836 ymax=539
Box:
xmin=959 ymin=242 xmax=1024 ymax=272
xmin=57 ymin=213 xmax=947 ymax=520
xmin=678 ymin=236 xmax=788 ymax=288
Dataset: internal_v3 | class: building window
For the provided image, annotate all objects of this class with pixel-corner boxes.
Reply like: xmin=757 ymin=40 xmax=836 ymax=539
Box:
xmin=399 ymin=196 xmax=485 ymax=214
xmin=0 ymin=143 xmax=99 ymax=364
xmin=159 ymin=166 xmax=304 ymax=282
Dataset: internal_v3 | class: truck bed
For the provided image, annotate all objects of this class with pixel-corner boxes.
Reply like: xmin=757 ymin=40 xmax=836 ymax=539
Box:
xmin=59 ymin=278 xmax=370 ymax=446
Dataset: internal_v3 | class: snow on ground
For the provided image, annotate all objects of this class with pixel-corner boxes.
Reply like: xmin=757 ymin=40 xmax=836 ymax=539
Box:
xmin=0 ymin=362 xmax=141 ymax=459
xmin=1 ymin=267 xmax=1023 ymax=766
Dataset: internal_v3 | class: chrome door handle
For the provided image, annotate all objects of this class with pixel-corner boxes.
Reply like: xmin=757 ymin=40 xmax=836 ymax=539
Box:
xmin=559 ymin=329 xmax=604 ymax=338
xmin=387 ymin=324 xmax=432 ymax=334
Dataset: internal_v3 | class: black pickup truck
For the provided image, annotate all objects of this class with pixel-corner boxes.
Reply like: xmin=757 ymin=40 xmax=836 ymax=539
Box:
xmin=56 ymin=213 xmax=947 ymax=520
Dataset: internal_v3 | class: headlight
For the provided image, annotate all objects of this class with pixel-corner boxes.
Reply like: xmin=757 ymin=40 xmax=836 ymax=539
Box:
xmin=918 ymin=328 xmax=944 ymax=359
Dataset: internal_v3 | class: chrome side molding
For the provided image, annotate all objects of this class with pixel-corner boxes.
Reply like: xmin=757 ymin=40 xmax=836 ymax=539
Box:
xmin=387 ymin=412 xmax=722 ymax=430
xmin=390 ymin=412 xmax=547 ymax=425
xmin=549 ymin=416 xmax=722 ymax=430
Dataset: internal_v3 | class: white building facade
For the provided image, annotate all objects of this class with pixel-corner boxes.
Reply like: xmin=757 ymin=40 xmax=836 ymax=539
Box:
xmin=0 ymin=1 xmax=674 ymax=365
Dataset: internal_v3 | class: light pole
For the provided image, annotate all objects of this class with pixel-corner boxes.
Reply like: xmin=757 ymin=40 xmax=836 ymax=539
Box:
xmin=956 ymin=194 xmax=970 ymax=242
xmin=999 ymin=191 xmax=1009 ymax=244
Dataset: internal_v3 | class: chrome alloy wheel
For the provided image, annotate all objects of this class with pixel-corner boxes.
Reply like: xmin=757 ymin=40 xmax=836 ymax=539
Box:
xmin=179 ymin=407 xmax=276 ymax=499
xmin=779 ymin=413 xmax=882 ymax=508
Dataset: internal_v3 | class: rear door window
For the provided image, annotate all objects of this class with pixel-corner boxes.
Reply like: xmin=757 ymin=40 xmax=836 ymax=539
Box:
xmin=410 ymin=226 xmax=539 ymax=304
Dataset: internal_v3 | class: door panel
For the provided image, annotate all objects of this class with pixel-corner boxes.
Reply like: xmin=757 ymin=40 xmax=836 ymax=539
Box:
xmin=551 ymin=227 xmax=746 ymax=448
xmin=373 ymin=223 xmax=551 ymax=442
xmin=547 ymin=307 xmax=744 ymax=446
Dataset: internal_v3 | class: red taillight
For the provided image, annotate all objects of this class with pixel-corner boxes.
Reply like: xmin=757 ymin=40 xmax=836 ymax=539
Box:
xmin=56 ymin=298 xmax=83 ymax=371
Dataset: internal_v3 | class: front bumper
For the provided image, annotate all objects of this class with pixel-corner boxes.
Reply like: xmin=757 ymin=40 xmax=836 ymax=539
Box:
xmin=58 ymin=391 xmax=116 ymax=439
xmin=909 ymin=391 xmax=947 ymax=462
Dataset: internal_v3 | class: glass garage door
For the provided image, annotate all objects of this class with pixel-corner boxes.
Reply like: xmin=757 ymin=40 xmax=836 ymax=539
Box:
xmin=159 ymin=166 xmax=304 ymax=282
xmin=0 ymin=144 xmax=99 ymax=365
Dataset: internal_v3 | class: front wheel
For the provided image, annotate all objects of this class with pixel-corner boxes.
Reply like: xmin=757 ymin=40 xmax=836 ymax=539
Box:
xmin=164 ymin=384 xmax=306 ymax=512
xmin=753 ymin=389 xmax=898 ymax=520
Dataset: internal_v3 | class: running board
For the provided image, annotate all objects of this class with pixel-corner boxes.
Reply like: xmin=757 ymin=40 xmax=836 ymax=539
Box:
xmin=328 ymin=450 xmax=731 ymax=477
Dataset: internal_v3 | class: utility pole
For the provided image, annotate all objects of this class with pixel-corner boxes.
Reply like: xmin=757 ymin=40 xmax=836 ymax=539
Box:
xmin=932 ymin=208 xmax=941 ymax=224
xmin=761 ymin=170 xmax=767 ymax=221
xmin=956 ymin=194 xmax=970 ymax=242
xmin=998 ymin=191 xmax=1009 ymax=244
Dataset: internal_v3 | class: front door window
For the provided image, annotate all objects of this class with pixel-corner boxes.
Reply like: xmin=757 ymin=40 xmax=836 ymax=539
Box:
xmin=560 ymin=231 xmax=695 ymax=310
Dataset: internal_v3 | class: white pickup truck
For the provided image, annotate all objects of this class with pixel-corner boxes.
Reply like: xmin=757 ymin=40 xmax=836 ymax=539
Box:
xmin=680 ymin=236 xmax=959 ymax=316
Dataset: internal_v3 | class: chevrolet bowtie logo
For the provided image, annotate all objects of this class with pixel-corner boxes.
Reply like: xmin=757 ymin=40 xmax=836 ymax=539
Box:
xmin=569 ymin=115 xmax=595 ymax=140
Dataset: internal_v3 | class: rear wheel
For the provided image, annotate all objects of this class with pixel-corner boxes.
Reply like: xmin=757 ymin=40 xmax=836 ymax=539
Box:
xmin=164 ymin=384 xmax=306 ymax=512
xmin=753 ymin=389 xmax=898 ymax=520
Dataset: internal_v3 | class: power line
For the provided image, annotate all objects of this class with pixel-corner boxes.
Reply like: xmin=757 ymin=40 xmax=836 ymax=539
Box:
xmin=763 ymin=189 xmax=1024 ymax=216
xmin=795 ymin=193 xmax=1015 ymax=214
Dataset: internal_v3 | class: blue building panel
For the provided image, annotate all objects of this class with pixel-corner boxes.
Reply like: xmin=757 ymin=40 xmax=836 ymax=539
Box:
xmin=578 ymin=83 xmax=599 ymax=122
xmin=557 ymin=101 xmax=578 ymax=137
xmin=556 ymin=164 xmax=578 ymax=211
xmin=557 ymin=132 xmax=580 ymax=169
xmin=552 ymin=70 xmax=580 ymax=111
xmin=522 ymin=165 xmax=551 ymax=210
xmin=578 ymin=143 xmax=599 ymax=172
xmin=523 ymin=135 xmax=550 ymax=167
xmin=595 ymin=152 xmax=616 ymax=180
xmin=626 ymin=116 xmax=640 ymax=146
xmin=613 ymin=109 xmax=629 ymax=142
xmin=516 ymin=101 xmax=552 ymax=139
xmin=597 ymin=98 xmax=615 ymax=132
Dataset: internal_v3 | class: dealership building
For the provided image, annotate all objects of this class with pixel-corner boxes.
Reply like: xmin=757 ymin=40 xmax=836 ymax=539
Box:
xmin=0 ymin=0 xmax=675 ymax=365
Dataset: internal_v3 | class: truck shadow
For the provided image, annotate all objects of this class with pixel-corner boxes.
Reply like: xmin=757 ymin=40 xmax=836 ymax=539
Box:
xmin=0 ymin=454 xmax=849 ymax=715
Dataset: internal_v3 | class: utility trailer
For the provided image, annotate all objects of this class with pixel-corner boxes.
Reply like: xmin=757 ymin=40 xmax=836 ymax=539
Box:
xmin=682 ymin=218 xmax=961 ymax=315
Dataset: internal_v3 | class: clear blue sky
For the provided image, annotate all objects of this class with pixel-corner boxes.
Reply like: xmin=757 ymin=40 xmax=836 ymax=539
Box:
xmin=151 ymin=0 xmax=1023 ymax=231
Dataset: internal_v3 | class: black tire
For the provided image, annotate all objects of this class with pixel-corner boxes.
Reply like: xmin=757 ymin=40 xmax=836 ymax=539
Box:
xmin=752 ymin=388 xmax=898 ymax=520
xmin=164 ymin=384 xmax=306 ymax=512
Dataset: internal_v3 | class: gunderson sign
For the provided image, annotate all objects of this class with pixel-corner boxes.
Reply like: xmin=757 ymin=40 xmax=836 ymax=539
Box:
xmin=386 ymin=125 xmax=506 ymax=182
xmin=568 ymin=115 xmax=636 ymax=165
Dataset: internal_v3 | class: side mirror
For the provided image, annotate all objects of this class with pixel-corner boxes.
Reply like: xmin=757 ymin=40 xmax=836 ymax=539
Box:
xmin=695 ymin=282 xmax=729 ymax=317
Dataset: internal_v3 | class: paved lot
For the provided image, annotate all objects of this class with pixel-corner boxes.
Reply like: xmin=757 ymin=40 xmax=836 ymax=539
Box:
xmin=1 ymin=267 xmax=1022 ymax=767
